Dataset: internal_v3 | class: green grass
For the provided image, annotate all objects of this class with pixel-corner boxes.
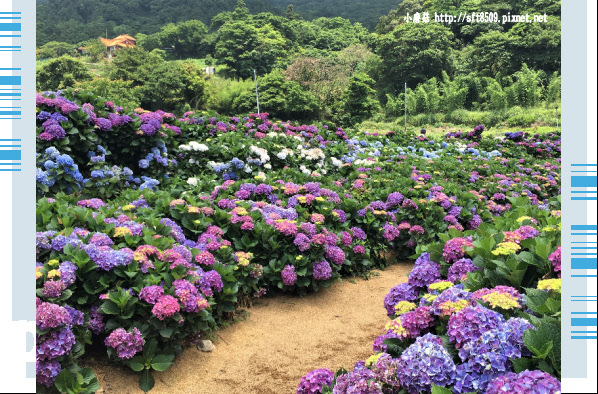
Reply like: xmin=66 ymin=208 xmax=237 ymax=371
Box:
xmin=359 ymin=105 xmax=561 ymax=137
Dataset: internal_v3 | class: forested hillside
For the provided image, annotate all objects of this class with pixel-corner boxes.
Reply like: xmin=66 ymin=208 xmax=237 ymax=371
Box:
xmin=268 ymin=0 xmax=398 ymax=29
xmin=36 ymin=0 xmax=398 ymax=45
xmin=35 ymin=0 xmax=276 ymax=45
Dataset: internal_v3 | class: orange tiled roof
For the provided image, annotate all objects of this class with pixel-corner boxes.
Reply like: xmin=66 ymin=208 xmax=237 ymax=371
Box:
xmin=100 ymin=34 xmax=136 ymax=48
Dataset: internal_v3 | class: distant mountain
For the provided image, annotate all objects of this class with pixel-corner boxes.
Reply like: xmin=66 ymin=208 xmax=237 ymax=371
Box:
xmin=267 ymin=0 xmax=398 ymax=29
xmin=36 ymin=0 xmax=398 ymax=46
xmin=36 ymin=0 xmax=276 ymax=46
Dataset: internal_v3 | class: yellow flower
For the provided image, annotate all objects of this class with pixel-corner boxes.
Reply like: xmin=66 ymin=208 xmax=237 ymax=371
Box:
xmin=47 ymin=269 xmax=61 ymax=279
xmin=114 ymin=227 xmax=133 ymax=237
xmin=232 ymin=207 xmax=248 ymax=215
xmin=423 ymin=293 xmax=438 ymax=303
xmin=297 ymin=196 xmax=307 ymax=204
xmin=517 ymin=216 xmax=534 ymax=223
xmin=492 ymin=242 xmax=521 ymax=256
xmin=315 ymin=197 xmax=325 ymax=202
xmin=542 ymin=226 xmax=556 ymax=232
xmin=296 ymin=255 xmax=303 ymax=261
xmin=365 ymin=353 xmax=383 ymax=367
xmin=428 ymin=281 xmax=454 ymax=292
xmin=48 ymin=259 xmax=60 ymax=267
xmin=537 ymin=278 xmax=561 ymax=293
xmin=122 ymin=204 xmax=136 ymax=211
xmin=394 ymin=301 xmax=417 ymax=315
xmin=414 ymin=185 xmax=422 ymax=189
xmin=385 ymin=319 xmax=408 ymax=337
xmin=187 ymin=206 xmax=200 ymax=214
xmin=438 ymin=299 xmax=471 ymax=316
xmin=36 ymin=267 xmax=43 ymax=280
xmin=482 ymin=293 xmax=521 ymax=310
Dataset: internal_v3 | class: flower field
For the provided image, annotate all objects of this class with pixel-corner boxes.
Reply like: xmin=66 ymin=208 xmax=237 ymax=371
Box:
xmin=36 ymin=89 xmax=562 ymax=393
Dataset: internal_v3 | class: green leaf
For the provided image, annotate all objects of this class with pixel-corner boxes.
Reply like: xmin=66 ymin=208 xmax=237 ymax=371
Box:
xmin=151 ymin=354 xmax=175 ymax=372
xmin=79 ymin=368 xmax=96 ymax=385
xmin=143 ymin=338 xmax=158 ymax=359
xmin=99 ymin=300 xmax=120 ymax=315
xmin=512 ymin=358 xmax=536 ymax=373
xmin=54 ymin=370 xmax=74 ymax=393
xmin=86 ymin=378 xmax=100 ymax=394
xmin=139 ymin=369 xmax=155 ymax=393
xmin=159 ymin=327 xmax=174 ymax=338
xmin=128 ymin=356 xmax=146 ymax=372
xmin=524 ymin=329 xmax=553 ymax=360
xmin=431 ymin=385 xmax=453 ymax=394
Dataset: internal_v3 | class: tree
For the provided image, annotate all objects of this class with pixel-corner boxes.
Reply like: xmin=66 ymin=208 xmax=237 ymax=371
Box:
xmin=376 ymin=0 xmax=423 ymax=34
xmin=74 ymin=78 xmax=142 ymax=109
xmin=37 ymin=41 xmax=75 ymax=59
xmin=341 ymin=73 xmax=379 ymax=126
xmin=233 ymin=0 xmax=250 ymax=20
xmin=108 ymin=47 xmax=165 ymax=86
xmin=508 ymin=18 xmax=561 ymax=74
xmin=467 ymin=30 xmax=516 ymax=77
xmin=85 ymin=39 xmax=107 ymax=62
xmin=374 ymin=23 xmax=454 ymax=100
xmin=36 ymin=56 xmax=94 ymax=91
xmin=234 ymin=70 xmax=320 ymax=119
xmin=214 ymin=22 xmax=287 ymax=80
xmin=285 ymin=5 xmax=300 ymax=20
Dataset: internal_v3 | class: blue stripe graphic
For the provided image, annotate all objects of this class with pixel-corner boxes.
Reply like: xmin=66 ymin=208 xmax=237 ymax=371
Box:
xmin=0 ymin=23 xmax=21 ymax=31
xmin=572 ymin=318 xmax=598 ymax=327
xmin=572 ymin=176 xmax=598 ymax=188
xmin=572 ymin=258 xmax=597 ymax=269
xmin=0 ymin=150 xmax=21 ymax=160
xmin=0 ymin=76 xmax=21 ymax=85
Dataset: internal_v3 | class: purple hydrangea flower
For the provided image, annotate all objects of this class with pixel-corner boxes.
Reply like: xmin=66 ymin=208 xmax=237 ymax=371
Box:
xmin=401 ymin=306 xmax=435 ymax=339
xmin=313 ymin=260 xmax=332 ymax=281
xmin=36 ymin=359 xmax=61 ymax=387
xmin=297 ymin=368 xmax=334 ymax=394
xmin=333 ymin=362 xmax=383 ymax=394
xmin=36 ymin=301 xmax=70 ymax=330
xmin=325 ymin=246 xmax=345 ymax=265
xmin=396 ymin=334 xmax=456 ymax=393
xmin=105 ymin=327 xmax=145 ymax=359
xmin=36 ymin=327 xmax=76 ymax=360
xmin=88 ymin=305 xmax=105 ymax=334
xmin=282 ymin=265 xmax=297 ymax=286
xmin=485 ymin=370 xmax=561 ymax=394
xmin=447 ymin=305 xmax=505 ymax=348
xmin=383 ymin=283 xmax=419 ymax=318
xmin=408 ymin=261 xmax=441 ymax=288
xmin=447 ymin=258 xmax=481 ymax=283
xmin=370 ymin=353 xmax=401 ymax=389
xmin=373 ymin=331 xmax=401 ymax=353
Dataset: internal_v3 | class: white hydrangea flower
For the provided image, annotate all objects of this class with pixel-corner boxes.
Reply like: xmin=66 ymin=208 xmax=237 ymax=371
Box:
xmin=187 ymin=177 xmax=198 ymax=186
xmin=264 ymin=163 xmax=272 ymax=170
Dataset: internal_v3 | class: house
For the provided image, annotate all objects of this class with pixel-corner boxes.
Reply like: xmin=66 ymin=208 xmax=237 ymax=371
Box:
xmin=100 ymin=34 xmax=136 ymax=59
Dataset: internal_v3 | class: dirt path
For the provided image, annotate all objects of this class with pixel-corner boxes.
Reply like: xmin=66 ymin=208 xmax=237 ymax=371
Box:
xmin=91 ymin=263 xmax=413 ymax=394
